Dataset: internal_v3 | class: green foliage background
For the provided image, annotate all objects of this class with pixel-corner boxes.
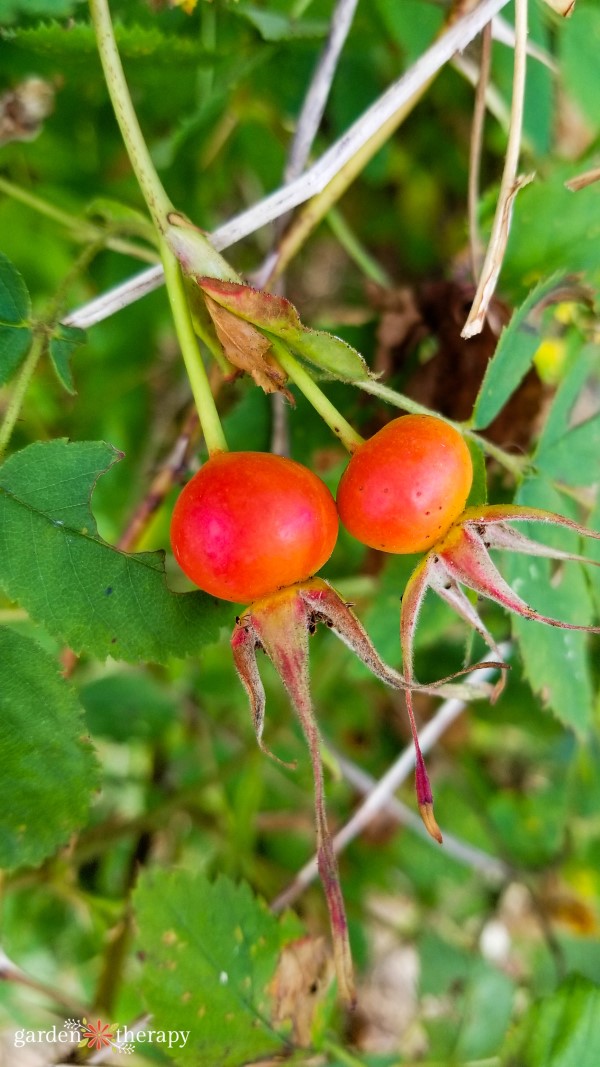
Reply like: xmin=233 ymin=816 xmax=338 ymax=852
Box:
xmin=0 ymin=0 xmax=599 ymax=1064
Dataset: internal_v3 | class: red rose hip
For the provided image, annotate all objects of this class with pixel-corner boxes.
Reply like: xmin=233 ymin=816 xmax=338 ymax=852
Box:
xmin=170 ymin=451 xmax=339 ymax=602
xmin=337 ymin=414 xmax=473 ymax=554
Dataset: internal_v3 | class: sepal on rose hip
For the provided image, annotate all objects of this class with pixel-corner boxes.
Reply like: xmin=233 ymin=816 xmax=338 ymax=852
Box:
xmin=231 ymin=578 xmax=506 ymax=1002
xmin=401 ymin=503 xmax=600 ymax=707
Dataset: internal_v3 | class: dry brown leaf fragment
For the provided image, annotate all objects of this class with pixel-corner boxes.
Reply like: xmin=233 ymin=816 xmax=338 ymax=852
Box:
xmin=0 ymin=78 xmax=55 ymax=147
xmin=203 ymin=293 xmax=292 ymax=397
xmin=269 ymin=936 xmax=334 ymax=1046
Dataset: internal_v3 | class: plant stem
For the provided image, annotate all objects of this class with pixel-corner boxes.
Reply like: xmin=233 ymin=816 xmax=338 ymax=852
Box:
xmin=0 ymin=333 xmax=45 ymax=461
xmin=326 ymin=206 xmax=392 ymax=286
xmin=268 ymin=337 xmax=364 ymax=452
xmin=356 ymin=378 xmax=527 ymax=477
xmin=89 ymin=0 xmax=173 ymax=230
xmin=161 ymin=241 xmax=228 ymax=455
xmin=0 ymin=176 xmax=158 ymax=263
xmin=322 ymin=1037 xmax=369 ymax=1067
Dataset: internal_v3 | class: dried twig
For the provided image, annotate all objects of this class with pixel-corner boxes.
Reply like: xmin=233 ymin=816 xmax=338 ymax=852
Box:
xmin=462 ymin=0 xmax=532 ymax=338
xmin=565 ymin=166 xmax=600 ymax=192
xmin=468 ymin=22 xmax=494 ymax=282
xmin=270 ymin=649 xmax=509 ymax=913
xmin=64 ymin=0 xmax=512 ymax=332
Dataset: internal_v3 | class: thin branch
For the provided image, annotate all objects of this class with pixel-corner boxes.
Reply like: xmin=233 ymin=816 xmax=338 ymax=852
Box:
xmin=462 ymin=0 xmax=531 ymax=338
xmin=270 ymin=649 xmax=509 ymax=913
xmin=64 ymin=0 xmax=512 ymax=331
xmin=333 ymin=750 xmax=510 ymax=883
xmin=286 ymin=0 xmax=360 ymax=182
xmin=468 ymin=22 xmax=493 ymax=283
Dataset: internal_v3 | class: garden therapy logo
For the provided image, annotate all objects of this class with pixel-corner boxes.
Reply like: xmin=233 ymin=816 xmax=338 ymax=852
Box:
xmin=13 ymin=1017 xmax=190 ymax=1053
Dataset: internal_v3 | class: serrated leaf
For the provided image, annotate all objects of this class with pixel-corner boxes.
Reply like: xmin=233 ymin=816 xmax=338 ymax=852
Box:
xmin=501 ymin=974 xmax=600 ymax=1067
xmin=0 ymin=440 xmax=231 ymax=664
xmin=0 ymin=251 xmax=31 ymax=325
xmin=48 ymin=324 xmax=85 ymax=394
xmin=134 ymin=869 xmax=304 ymax=1067
xmin=199 ymin=278 xmax=370 ymax=383
xmin=0 ymin=625 xmax=98 ymax=870
xmin=0 ymin=324 xmax=33 ymax=385
xmin=233 ymin=4 xmax=328 ymax=41
xmin=470 ymin=276 xmax=563 ymax=430
xmin=5 ymin=19 xmax=214 ymax=65
xmin=505 ymin=476 xmax=595 ymax=734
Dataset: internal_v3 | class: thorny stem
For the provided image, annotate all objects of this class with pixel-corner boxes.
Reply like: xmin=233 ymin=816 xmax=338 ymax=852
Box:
xmin=462 ymin=0 xmax=531 ymax=338
xmin=268 ymin=337 xmax=364 ymax=453
xmin=161 ymin=241 xmax=228 ymax=455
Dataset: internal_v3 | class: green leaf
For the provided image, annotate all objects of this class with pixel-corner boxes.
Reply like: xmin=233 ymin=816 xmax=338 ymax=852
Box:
xmin=536 ymin=415 xmax=600 ymax=488
xmin=535 ymin=346 xmax=598 ymax=453
xmin=470 ymin=275 xmax=563 ymax=430
xmin=560 ymin=5 xmax=600 ymax=133
xmin=0 ymin=0 xmax=83 ymax=25
xmin=233 ymin=4 xmax=327 ymax=41
xmin=134 ymin=869 xmax=304 ymax=1067
xmin=505 ymin=476 xmax=596 ymax=734
xmin=0 ymin=625 xmax=98 ymax=870
xmin=0 ymin=251 xmax=31 ymax=325
xmin=5 ymin=20 xmax=216 ymax=65
xmin=0 ymin=440 xmax=231 ymax=664
xmin=0 ymin=324 xmax=33 ymax=385
xmin=198 ymin=278 xmax=370 ymax=382
xmin=465 ymin=435 xmax=487 ymax=508
xmin=501 ymin=974 xmax=600 ymax=1067
xmin=81 ymin=670 xmax=177 ymax=742
xmin=48 ymin=324 xmax=85 ymax=394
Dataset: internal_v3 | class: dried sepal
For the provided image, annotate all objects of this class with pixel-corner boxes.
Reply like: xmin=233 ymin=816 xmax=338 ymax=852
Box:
xmin=232 ymin=584 xmax=355 ymax=1007
xmin=231 ymin=577 xmax=503 ymax=964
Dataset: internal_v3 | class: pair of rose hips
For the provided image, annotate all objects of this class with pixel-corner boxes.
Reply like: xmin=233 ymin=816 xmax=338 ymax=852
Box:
xmin=169 ymin=413 xmax=599 ymax=1006
xmin=170 ymin=414 xmax=470 ymax=601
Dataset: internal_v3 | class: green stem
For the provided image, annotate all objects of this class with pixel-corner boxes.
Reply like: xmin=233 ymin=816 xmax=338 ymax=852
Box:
xmin=161 ymin=241 xmax=228 ymax=455
xmin=89 ymin=0 xmax=237 ymax=282
xmin=321 ymin=1037 xmax=369 ymax=1067
xmin=326 ymin=206 xmax=392 ymax=287
xmin=357 ymin=378 xmax=527 ymax=478
xmin=89 ymin=0 xmax=174 ymax=230
xmin=269 ymin=337 xmax=364 ymax=453
xmin=0 ymin=333 xmax=45 ymax=461
xmin=0 ymin=176 xmax=158 ymax=263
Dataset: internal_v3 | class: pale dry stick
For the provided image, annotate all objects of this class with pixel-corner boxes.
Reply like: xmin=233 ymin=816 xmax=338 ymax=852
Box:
xmin=270 ymin=649 xmax=509 ymax=914
xmin=468 ymin=21 xmax=494 ymax=283
xmin=0 ymin=947 xmax=88 ymax=1018
xmin=565 ymin=166 xmax=600 ymax=192
xmin=257 ymin=0 xmax=360 ymax=451
xmin=252 ymin=0 xmax=360 ymax=289
xmin=63 ymin=0 xmax=512 ymax=332
xmin=462 ymin=0 xmax=532 ymax=339
xmin=334 ymin=750 xmax=510 ymax=883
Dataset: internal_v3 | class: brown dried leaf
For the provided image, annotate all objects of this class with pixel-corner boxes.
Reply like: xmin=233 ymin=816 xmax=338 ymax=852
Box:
xmin=0 ymin=78 xmax=54 ymax=147
xmin=269 ymin=936 xmax=334 ymax=1046
xmin=203 ymin=293 xmax=291 ymax=397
